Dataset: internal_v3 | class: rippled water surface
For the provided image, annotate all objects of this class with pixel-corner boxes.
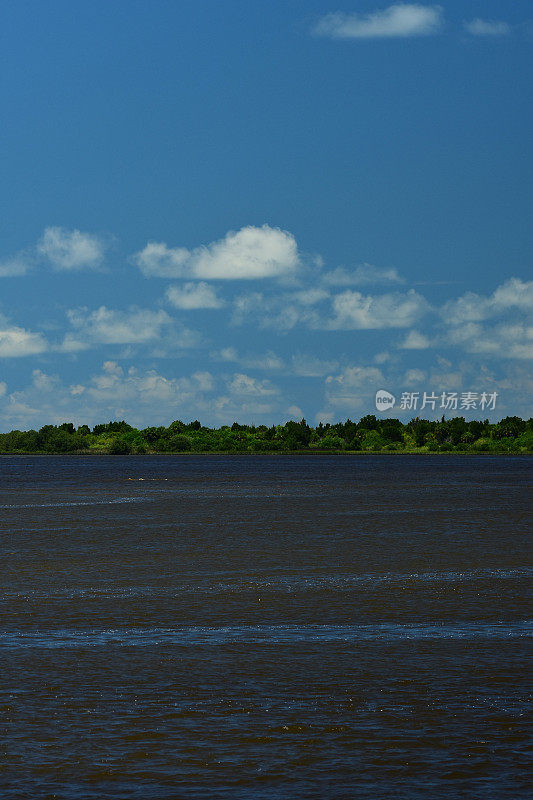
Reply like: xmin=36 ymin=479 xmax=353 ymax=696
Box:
xmin=1 ymin=455 xmax=531 ymax=799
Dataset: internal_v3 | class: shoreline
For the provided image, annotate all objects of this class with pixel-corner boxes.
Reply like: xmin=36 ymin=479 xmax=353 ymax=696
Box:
xmin=0 ymin=451 xmax=530 ymax=457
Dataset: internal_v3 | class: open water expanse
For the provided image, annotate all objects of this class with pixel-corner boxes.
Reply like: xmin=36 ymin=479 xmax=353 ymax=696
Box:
xmin=1 ymin=454 xmax=531 ymax=799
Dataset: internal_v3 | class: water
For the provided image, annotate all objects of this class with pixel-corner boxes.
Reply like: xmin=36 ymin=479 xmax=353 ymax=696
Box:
xmin=1 ymin=455 xmax=531 ymax=799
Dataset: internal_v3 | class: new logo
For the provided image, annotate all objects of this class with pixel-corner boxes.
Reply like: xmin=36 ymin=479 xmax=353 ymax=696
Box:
xmin=375 ymin=389 xmax=396 ymax=411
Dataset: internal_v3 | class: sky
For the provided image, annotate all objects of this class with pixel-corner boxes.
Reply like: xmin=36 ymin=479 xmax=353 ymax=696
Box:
xmin=0 ymin=0 xmax=531 ymax=430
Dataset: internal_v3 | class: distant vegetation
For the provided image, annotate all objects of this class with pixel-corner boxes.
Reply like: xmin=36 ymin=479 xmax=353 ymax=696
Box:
xmin=0 ymin=416 xmax=531 ymax=454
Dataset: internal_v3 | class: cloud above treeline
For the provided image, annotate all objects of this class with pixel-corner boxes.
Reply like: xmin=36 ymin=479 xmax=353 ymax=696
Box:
xmin=2 ymin=353 xmax=530 ymax=431
xmin=1 ymin=224 xmax=531 ymax=360
xmin=0 ymin=222 xmax=530 ymax=427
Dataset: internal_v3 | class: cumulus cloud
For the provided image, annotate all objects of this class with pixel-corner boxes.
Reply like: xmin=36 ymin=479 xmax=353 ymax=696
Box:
xmin=232 ymin=285 xmax=427 ymax=332
xmin=464 ymin=19 xmax=510 ymax=36
xmin=134 ymin=225 xmax=300 ymax=280
xmin=86 ymin=362 xmax=215 ymax=408
xmin=322 ymin=264 xmax=404 ymax=286
xmin=65 ymin=306 xmax=174 ymax=346
xmin=0 ymin=363 xmax=219 ymax=429
xmin=215 ymin=373 xmax=285 ymax=421
xmin=243 ymin=352 xmax=284 ymax=371
xmin=403 ymin=368 xmax=427 ymax=385
xmin=0 ymin=322 xmax=48 ymax=358
xmin=37 ymin=227 xmax=106 ymax=271
xmin=441 ymin=278 xmax=533 ymax=325
xmin=8 ymin=363 xmax=283 ymax=427
xmin=0 ymin=360 xmax=285 ymax=429
xmin=439 ymin=279 xmax=533 ymax=359
xmin=214 ymin=346 xmax=239 ymax=362
xmin=232 ymin=291 xmax=321 ymax=332
xmin=291 ymin=354 xmax=339 ymax=377
xmin=287 ymin=405 xmax=304 ymax=418
xmin=292 ymin=288 xmax=330 ymax=305
xmin=226 ymin=373 xmax=279 ymax=397
xmin=398 ymin=329 xmax=432 ymax=349
xmin=58 ymin=305 xmax=200 ymax=356
xmin=0 ymin=226 xmax=106 ymax=277
xmin=313 ymin=4 xmax=443 ymax=39
xmin=448 ymin=322 xmax=533 ymax=360
xmin=0 ymin=257 xmax=31 ymax=277
xmin=324 ymin=365 xmax=386 ymax=411
xmin=327 ymin=289 xmax=430 ymax=329
xmin=165 ymin=281 xmax=224 ymax=309
xmin=212 ymin=347 xmax=284 ymax=371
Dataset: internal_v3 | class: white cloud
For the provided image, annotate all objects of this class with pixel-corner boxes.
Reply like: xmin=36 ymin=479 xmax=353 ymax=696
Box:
xmin=233 ymin=285 xmax=427 ymax=332
xmin=132 ymin=242 xmax=190 ymax=278
xmin=441 ymin=278 xmax=533 ymax=325
xmin=241 ymin=353 xmax=284 ymax=371
xmin=399 ymin=329 xmax=432 ymax=349
xmin=211 ymin=347 xmax=284 ymax=371
xmin=58 ymin=335 xmax=92 ymax=353
xmin=232 ymin=291 xmax=264 ymax=323
xmin=32 ymin=369 xmax=62 ymax=393
xmin=448 ymin=321 xmax=533 ymax=360
xmin=65 ymin=306 xmax=174 ymax=345
xmin=325 ymin=365 xmax=385 ymax=411
xmin=212 ymin=395 xmax=277 ymax=421
xmin=292 ymin=288 xmax=330 ymax=305
xmin=215 ymin=347 xmax=239 ymax=362
xmin=6 ymin=363 xmax=214 ymax=428
xmin=134 ymin=225 xmax=300 ymax=280
xmin=37 ymin=227 xmax=106 ymax=271
xmin=492 ymin=278 xmax=533 ymax=311
xmin=313 ymin=4 xmax=443 ymax=39
xmin=265 ymin=304 xmax=321 ymax=332
xmin=287 ymin=405 xmax=304 ymax=418
xmin=328 ymin=289 xmax=429 ymax=329
xmin=227 ymin=373 xmax=279 ymax=397
xmin=291 ymin=354 xmax=339 ymax=377
xmin=315 ymin=410 xmax=335 ymax=425
xmin=232 ymin=291 xmax=321 ymax=332
xmin=403 ymin=368 xmax=426 ymax=385
xmin=0 ymin=323 xmax=48 ymax=358
xmin=0 ymin=257 xmax=30 ymax=277
xmin=464 ymin=19 xmax=510 ymax=36
xmin=441 ymin=278 xmax=533 ymax=360
xmin=428 ymin=364 xmax=463 ymax=391
xmin=322 ymin=264 xmax=404 ymax=286
xmin=165 ymin=281 xmax=224 ymax=310
xmin=67 ymin=363 xmax=214 ymax=424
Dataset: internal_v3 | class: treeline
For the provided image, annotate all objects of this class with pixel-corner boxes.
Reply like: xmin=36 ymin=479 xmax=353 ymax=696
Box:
xmin=0 ymin=415 xmax=532 ymax=454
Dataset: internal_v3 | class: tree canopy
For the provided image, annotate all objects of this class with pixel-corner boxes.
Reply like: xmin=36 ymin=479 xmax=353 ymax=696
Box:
xmin=0 ymin=416 xmax=531 ymax=454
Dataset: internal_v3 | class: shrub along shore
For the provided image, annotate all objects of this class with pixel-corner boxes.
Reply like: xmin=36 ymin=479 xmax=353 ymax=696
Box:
xmin=0 ymin=416 xmax=531 ymax=454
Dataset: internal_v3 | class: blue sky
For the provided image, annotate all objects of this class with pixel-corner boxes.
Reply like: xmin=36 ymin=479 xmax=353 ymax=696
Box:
xmin=0 ymin=1 xmax=531 ymax=429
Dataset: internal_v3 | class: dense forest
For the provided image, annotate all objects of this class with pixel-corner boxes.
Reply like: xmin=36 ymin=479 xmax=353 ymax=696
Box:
xmin=0 ymin=416 xmax=531 ymax=454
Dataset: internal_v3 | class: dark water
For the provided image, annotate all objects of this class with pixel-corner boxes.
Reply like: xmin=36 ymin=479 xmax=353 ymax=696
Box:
xmin=1 ymin=455 xmax=531 ymax=799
